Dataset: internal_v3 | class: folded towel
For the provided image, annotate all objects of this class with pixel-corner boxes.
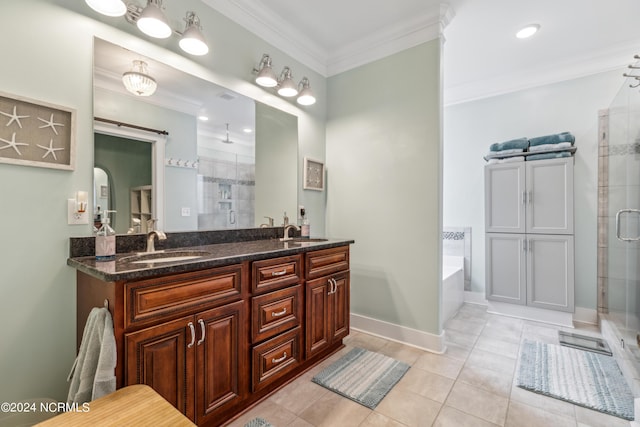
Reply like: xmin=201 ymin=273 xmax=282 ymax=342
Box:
xmin=487 ymin=156 xmax=525 ymax=164
xmin=528 ymin=132 xmax=575 ymax=146
xmin=489 ymin=137 xmax=529 ymax=152
xmin=528 ymin=142 xmax=573 ymax=152
xmin=67 ymin=307 xmax=117 ymax=404
xmin=526 ymin=151 xmax=572 ymax=161
xmin=485 ymin=148 xmax=526 ymax=159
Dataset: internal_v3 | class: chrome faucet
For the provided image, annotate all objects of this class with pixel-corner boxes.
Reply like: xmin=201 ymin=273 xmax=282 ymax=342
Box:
xmin=146 ymin=230 xmax=167 ymax=252
xmin=280 ymin=224 xmax=300 ymax=241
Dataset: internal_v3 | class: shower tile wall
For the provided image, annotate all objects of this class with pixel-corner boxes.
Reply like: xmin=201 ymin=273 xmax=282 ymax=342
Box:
xmin=197 ymin=156 xmax=255 ymax=230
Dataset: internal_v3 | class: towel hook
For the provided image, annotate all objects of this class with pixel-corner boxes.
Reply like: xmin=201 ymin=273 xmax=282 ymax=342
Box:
xmin=104 ymin=299 xmax=109 ymax=310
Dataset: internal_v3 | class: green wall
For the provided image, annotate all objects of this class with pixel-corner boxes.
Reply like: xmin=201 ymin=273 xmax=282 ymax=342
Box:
xmin=326 ymin=41 xmax=443 ymax=335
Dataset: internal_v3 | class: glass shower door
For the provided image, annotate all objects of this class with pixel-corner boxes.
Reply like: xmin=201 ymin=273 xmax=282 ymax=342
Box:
xmin=606 ymin=81 xmax=640 ymax=374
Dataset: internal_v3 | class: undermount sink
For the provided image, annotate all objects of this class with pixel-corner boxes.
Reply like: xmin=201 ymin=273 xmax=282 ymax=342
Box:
xmin=120 ymin=250 xmax=211 ymax=264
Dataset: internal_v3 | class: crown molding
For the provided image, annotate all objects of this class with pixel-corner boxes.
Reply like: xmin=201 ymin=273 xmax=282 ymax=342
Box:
xmin=444 ymin=39 xmax=639 ymax=106
xmin=202 ymin=0 xmax=450 ymax=77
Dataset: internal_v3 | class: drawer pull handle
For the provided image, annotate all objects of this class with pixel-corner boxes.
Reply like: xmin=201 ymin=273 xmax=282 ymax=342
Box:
xmin=187 ymin=322 xmax=195 ymax=348
xmin=271 ymin=308 xmax=287 ymax=317
xmin=271 ymin=269 xmax=288 ymax=277
xmin=272 ymin=352 xmax=287 ymax=364
xmin=197 ymin=319 xmax=206 ymax=346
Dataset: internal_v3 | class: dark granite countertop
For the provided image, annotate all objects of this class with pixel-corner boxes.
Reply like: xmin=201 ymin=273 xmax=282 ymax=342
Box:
xmin=67 ymin=237 xmax=354 ymax=282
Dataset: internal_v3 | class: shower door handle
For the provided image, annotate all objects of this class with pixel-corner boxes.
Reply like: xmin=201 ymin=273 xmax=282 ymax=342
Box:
xmin=615 ymin=209 xmax=640 ymax=241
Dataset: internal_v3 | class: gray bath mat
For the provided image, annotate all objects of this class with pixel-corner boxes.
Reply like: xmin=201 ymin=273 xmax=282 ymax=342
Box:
xmin=517 ymin=340 xmax=634 ymax=420
xmin=312 ymin=347 xmax=409 ymax=409
xmin=244 ymin=418 xmax=272 ymax=427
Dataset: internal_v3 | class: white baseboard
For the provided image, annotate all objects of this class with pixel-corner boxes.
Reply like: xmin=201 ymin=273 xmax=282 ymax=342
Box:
xmin=464 ymin=291 xmax=488 ymax=306
xmin=350 ymin=313 xmax=446 ymax=354
xmin=487 ymin=301 xmax=574 ymax=327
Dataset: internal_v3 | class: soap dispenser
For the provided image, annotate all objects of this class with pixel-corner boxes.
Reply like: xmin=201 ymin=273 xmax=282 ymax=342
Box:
xmin=96 ymin=210 xmax=117 ymax=261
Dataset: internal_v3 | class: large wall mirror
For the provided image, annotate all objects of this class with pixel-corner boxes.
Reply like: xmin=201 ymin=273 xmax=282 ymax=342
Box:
xmin=92 ymin=38 xmax=298 ymax=234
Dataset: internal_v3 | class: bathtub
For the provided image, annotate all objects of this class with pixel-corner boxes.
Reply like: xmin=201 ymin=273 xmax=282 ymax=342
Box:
xmin=442 ymin=256 xmax=465 ymax=324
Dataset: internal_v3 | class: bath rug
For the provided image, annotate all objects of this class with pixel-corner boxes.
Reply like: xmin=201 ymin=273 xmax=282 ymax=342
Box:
xmin=312 ymin=347 xmax=410 ymax=409
xmin=243 ymin=418 xmax=272 ymax=427
xmin=517 ymin=340 xmax=634 ymax=420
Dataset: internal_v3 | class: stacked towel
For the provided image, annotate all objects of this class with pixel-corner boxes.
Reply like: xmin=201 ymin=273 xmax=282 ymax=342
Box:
xmin=489 ymin=137 xmax=529 ymax=152
xmin=529 ymin=141 xmax=573 ymax=152
xmin=528 ymin=132 xmax=575 ymax=147
xmin=526 ymin=151 xmax=572 ymax=161
xmin=487 ymin=156 xmax=525 ymax=164
xmin=67 ymin=307 xmax=116 ymax=404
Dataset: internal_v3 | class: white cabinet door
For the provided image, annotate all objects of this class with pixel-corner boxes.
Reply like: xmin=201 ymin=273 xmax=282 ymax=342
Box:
xmin=526 ymin=234 xmax=574 ymax=312
xmin=485 ymin=233 xmax=526 ymax=305
xmin=526 ymin=158 xmax=574 ymax=234
xmin=485 ymin=163 xmax=526 ymax=233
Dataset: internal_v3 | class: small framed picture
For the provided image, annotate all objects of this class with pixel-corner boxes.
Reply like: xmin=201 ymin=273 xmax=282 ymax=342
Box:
xmin=303 ymin=157 xmax=324 ymax=191
xmin=100 ymin=185 xmax=109 ymax=198
xmin=0 ymin=91 xmax=76 ymax=170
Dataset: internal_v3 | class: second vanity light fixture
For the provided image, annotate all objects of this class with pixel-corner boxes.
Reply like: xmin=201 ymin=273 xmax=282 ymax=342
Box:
xmin=85 ymin=0 xmax=209 ymax=56
xmin=253 ymin=54 xmax=316 ymax=106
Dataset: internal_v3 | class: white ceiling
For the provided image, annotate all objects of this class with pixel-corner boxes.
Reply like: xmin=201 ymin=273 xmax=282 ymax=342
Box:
xmin=203 ymin=0 xmax=640 ymax=105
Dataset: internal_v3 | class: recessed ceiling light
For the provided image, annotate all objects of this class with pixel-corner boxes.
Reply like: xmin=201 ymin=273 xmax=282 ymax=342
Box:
xmin=516 ymin=24 xmax=540 ymax=39
xmin=198 ymin=116 xmax=209 ymax=121
xmin=242 ymin=127 xmax=253 ymax=134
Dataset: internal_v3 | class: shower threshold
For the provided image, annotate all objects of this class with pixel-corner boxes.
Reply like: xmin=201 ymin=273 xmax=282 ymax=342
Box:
xmin=558 ymin=331 xmax=612 ymax=356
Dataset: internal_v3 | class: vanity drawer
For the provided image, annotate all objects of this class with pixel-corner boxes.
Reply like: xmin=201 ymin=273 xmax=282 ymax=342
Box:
xmin=305 ymin=246 xmax=350 ymax=280
xmin=252 ymin=327 xmax=302 ymax=392
xmin=251 ymin=254 xmax=302 ymax=294
xmin=124 ymin=264 xmax=243 ymax=329
xmin=251 ymin=284 xmax=302 ymax=343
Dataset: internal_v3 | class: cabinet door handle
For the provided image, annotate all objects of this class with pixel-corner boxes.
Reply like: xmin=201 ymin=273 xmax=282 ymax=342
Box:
xmin=271 ymin=269 xmax=288 ymax=277
xmin=187 ymin=322 xmax=196 ymax=348
xmin=271 ymin=308 xmax=287 ymax=317
xmin=528 ymin=191 xmax=533 ymax=205
xmin=332 ymin=278 xmax=338 ymax=294
xmin=327 ymin=278 xmax=337 ymax=295
xmin=197 ymin=319 xmax=206 ymax=346
xmin=272 ymin=352 xmax=287 ymax=364
xmin=327 ymin=278 xmax=334 ymax=295
xmin=522 ymin=191 xmax=527 ymax=205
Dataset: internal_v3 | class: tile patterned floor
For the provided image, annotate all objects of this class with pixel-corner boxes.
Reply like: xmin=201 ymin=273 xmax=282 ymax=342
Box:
xmin=226 ymin=304 xmax=632 ymax=427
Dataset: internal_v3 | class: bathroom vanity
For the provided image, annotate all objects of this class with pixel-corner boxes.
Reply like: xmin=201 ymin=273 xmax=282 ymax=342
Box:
xmin=68 ymin=230 xmax=353 ymax=427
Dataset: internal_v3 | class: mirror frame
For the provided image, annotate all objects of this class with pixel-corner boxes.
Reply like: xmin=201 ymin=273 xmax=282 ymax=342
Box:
xmin=94 ymin=120 xmax=166 ymax=230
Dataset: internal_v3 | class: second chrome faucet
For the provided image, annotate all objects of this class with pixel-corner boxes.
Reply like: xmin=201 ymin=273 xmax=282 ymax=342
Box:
xmin=280 ymin=224 xmax=300 ymax=242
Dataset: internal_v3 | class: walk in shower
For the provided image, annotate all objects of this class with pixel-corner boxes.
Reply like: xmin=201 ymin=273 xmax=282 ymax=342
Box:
xmin=598 ymin=62 xmax=640 ymax=394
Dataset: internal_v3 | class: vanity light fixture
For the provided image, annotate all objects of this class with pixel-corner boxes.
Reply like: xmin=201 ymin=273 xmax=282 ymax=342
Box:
xmin=85 ymin=0 xmax=126 ymax=17
xmin=86 ymin=1 xmax=210 ymax=55
xmin=252 ymin=54 xmax=316 ymax=106
xmin=516 ymin=24 xmax=540 ymax=39
xmin=122 ymin=60 xmax=157 ymax=96
xmin=179 ymin=12 xmax=209 ymax=56
xmin=277 ymin=67 xmax=298 ymax=97
xmin=296 ymin=77 xmax=316 ymax=106
xmin=254 ymin=54 xmax=278 ymax=88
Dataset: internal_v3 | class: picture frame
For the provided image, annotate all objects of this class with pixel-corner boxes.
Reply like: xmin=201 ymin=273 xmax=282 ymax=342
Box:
xmin=303 ymin=157 xmax=324 ymax=191
xmin=100 ymin=185 xmax=109 ymax=198
xmin=0 ymin=90 xmax=76 ymax=170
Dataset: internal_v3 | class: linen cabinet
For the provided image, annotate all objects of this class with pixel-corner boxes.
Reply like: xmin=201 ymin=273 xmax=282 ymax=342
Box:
xmin=484 ymin=157 xmax=575 ymax=314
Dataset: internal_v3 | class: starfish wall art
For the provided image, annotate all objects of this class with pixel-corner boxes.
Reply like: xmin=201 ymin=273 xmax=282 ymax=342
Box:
xmin=0 ymin=91 xmax=75 ymax=170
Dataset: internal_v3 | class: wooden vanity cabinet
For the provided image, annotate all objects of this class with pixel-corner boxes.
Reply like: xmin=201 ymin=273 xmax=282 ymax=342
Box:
xmin=305 ymin=247 xmax=350 ymax=358
xmin=76 ymin=244 xmax=351 ymax=427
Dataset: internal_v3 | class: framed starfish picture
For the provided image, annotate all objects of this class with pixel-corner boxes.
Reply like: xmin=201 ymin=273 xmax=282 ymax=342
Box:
xmin=303 ymin=157 xmax=324 ymax=191
xmin=0 ymin=91 xmax=76 ymax=170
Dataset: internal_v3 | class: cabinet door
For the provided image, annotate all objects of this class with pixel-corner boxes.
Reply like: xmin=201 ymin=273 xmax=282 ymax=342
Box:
xmin=485 ymin=233 xmax=526 ymax=305
xmin=526 ymin=158 xmax=574 ymax=234
xmin=125 ymin=315 xmax=195 ymax=420
xmin=331 ymin=272 xmax=350 ymax=342
xmin=195 ymin=300 xmax=247 ymax=426
xmin=485 ymin=163 xmax=526 ymax=233
xmin=526 ymin=235 xmax=574 ymax=312
xmin=305 ymin=277 xmax=331 ymax=357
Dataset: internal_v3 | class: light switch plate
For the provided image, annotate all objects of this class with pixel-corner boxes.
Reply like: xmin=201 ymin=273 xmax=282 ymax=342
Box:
xmin=68 ymin=199 xmax=89 ymax=225
xmin=181 ymin=207 xmax=191 ymax=217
